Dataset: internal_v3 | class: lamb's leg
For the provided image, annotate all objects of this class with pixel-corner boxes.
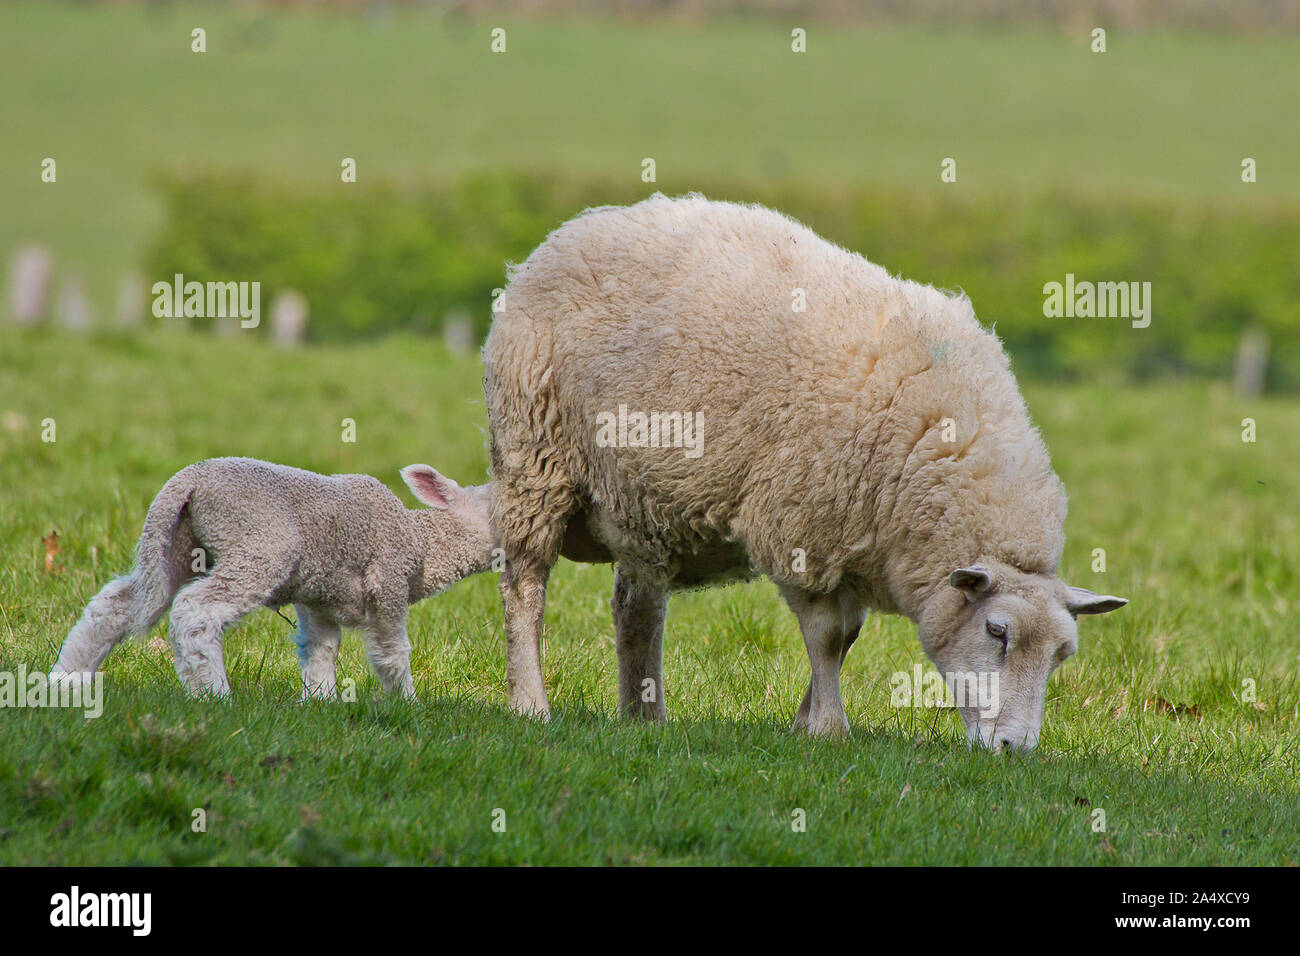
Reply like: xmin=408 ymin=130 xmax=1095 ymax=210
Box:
xmin=168 ymin=564 xmax=285 ymax=697
xmin=781 ymin=585 xmax=856 ymax=737
xmin=294 ymin=604 xmax=342 ymax=701
xmin=56 ymin=479 xmax=196 ymax=682
xmin=793 ymin=591 xmax=865 ymax=731
xmin=53 ymin=574 xmax=155 ymax=678
xmin=612 ymin=566 xmax=668 ymax=721
xmin=364 ymin=615 xmax=416 ymax=700
xmin=500 ymin=557 xmax=551 ymax=719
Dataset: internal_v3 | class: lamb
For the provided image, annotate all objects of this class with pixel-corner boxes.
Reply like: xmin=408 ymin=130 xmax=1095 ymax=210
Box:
xmin=483 ymin=193 xmax=1127 ymax=751
xmin=51 ymin=457 xmax=495 ymax=700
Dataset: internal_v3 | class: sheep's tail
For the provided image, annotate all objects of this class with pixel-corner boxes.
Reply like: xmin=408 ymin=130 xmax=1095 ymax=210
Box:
xmin=52 ymin=468 xmax=199 ymax=675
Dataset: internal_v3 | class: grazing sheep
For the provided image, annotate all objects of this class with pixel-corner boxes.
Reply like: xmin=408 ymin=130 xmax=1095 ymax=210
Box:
xmin=51 ymin=458 xmax=494 ymax=700
xmin=484 ymin=193 xmax=1127 ymax=750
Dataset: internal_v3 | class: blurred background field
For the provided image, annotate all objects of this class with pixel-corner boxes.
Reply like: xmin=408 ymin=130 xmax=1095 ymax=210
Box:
xmin=2 ymin=1 xmax=1298 ymax=387
xmin=0 ymin=1 xmax=1296 ymax=864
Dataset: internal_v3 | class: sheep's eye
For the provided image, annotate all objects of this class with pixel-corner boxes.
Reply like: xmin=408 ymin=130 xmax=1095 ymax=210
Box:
xmin=986 ymin=620 xmax=1007 ymax=642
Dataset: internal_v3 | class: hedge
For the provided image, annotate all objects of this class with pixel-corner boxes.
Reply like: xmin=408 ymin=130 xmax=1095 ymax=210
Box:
xmin=148 ymin=170 xmax=1300 ymax=390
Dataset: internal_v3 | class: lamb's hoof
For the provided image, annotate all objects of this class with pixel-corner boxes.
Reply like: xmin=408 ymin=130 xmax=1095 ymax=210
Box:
xmin=49 ymin=670 xmax=91 ymax=692
xmin=185 ymin=685 xmax=232 ymax=701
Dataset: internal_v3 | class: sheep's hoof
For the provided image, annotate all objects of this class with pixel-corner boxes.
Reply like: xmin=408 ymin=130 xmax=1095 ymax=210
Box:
xmin=510 ymin=698 xmax=552 ymax=722
xmin=620 ymin=703 xmax=668 ymax=723
xmin=800 ymin=717 xmax=851 ymax=740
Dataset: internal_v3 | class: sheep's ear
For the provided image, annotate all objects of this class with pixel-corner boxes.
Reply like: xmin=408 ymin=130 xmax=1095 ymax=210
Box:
xmin=401 ymin=465 xmax=462 ymax=510
xmin=949 ymin=565 xmax=992 ymax=601
xmin=1065 ymin=586 xmax=1128 ymax=616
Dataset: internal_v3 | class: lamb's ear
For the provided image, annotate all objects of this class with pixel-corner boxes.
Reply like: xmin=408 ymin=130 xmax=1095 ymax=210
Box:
xmin=401 ymin=465 xmax=462 ymax=510
xmin=949 ymin=565 xmax=992 ymax=601
xmin=1065 ymin=586 xmax=1128 ymax=616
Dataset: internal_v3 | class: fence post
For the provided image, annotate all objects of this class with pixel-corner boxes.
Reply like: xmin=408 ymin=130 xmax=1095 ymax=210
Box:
xmin=270 ymin=290 xmax=309 ymax=346
xmin=443 ymin=310 xmax=475 ymax=355
xmin=1233 ymin=328 xmax=1268 ymax=398
xmin=115 ymin=274 xmax=146 ymax=328
xmin=56 ymin=274 xmax=94 ymax=331
xmin=7 ymin=245 xmax=53 ymax=326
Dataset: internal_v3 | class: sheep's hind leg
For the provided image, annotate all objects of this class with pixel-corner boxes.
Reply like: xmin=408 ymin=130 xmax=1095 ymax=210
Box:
xmin=294 ymin=604 xmax=342 ymax=701
xmin=53 ymin=574 xmax=153 ymax=678
xmin=169 ymin=563 xmax=287 ymax=697
xmin=612 ymin=566 xmax=668 ymax=721
xmin=500 ymin=557 xmax=552 ymax=719
xmin=781 ymin=586 xmax=860 ymax=738
xmin=364 ymin=616 xmax=416 ymax=701
xmin=489 ymin=433 xmax=572 ymax=721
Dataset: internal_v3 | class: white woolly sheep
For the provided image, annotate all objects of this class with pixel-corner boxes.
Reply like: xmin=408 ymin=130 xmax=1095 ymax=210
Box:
xmin=51 ymin=458 xmax=494 ymax=700
xmin=483 ymin=193 xmax=1127 ymax=751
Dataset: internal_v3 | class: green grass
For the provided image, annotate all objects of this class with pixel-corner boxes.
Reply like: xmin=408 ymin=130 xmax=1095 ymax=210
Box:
xmin=2 ymin=2 xmax=1298 ymax=312
xmin=0 ymin=329 xmax=1295 ymax=864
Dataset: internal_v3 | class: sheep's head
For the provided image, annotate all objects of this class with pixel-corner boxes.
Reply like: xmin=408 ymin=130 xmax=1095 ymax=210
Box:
xmin=918 ymin=559 xmax=1126 ymax=752
xmin=400 ymin=465 xmax=496 ymax=581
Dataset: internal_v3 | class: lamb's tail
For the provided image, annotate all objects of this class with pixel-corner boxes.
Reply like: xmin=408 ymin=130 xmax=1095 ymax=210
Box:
xmin=52 ymin=468 xmax=200 ymax=675
xmin=129 ymin=469 xmax=201 ymax=628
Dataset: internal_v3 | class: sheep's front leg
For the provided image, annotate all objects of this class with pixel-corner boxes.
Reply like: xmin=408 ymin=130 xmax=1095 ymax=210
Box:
xmin=364 ymin=615 xmax=416 ymax=700
xmin=500 ymin=558 xmax=551 ymax=719
xmin=294 ymin=604 xmax=342 ymax=701
xmin=780 ymin=586 xmax=859 ymax=738
xmin=792 ymin=591 xmax=865 ymax=732
xmin=612 ymin=567 xmax=668 ymax=721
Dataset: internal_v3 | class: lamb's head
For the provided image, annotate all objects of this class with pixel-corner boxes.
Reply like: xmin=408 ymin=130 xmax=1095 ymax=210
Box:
xmin=917 ymin=560 xmax=1126 ymax=753
xmin=400 ymin=465 xmax=496 ymax=588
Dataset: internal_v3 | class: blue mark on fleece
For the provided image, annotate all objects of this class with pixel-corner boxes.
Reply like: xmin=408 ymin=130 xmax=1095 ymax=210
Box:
xmin=291 ymin=625 xmax=311 ymax=664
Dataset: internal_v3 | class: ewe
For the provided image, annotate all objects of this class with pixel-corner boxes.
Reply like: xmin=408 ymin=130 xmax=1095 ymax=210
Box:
xmin=52 ymin=458 xmax=494 ymax=699
xmin=484 ymin=194 xmax=1127 ymax=750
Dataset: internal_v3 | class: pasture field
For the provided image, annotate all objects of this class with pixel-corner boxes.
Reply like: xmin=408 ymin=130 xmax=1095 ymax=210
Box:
xmin=3 ymin=1 xmax=1299 ymax=313
xmin=0 ymin=329 xmax=1295 ymax=865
